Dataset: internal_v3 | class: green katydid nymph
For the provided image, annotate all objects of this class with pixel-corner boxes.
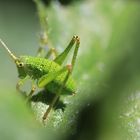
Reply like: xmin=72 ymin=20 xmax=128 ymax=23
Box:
xmin=0 ymin=36 xmax=80 ymax=120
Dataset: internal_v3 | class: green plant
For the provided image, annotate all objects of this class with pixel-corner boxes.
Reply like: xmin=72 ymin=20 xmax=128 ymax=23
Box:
xmin=0 ymin=0 xmax=139 ymax=140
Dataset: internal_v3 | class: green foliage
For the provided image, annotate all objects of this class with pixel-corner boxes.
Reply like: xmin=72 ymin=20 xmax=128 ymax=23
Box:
xmin=0 ymin=0 xmax=140 ymax=140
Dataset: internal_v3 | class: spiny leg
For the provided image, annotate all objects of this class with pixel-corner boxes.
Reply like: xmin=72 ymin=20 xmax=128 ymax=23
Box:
xmin=37 ymin=65 xmax=71 ymax=120
xmin=43 ymin=36 xmax=80 ymax=121
xmin=42 ymin=66 xmax=71 ymax=121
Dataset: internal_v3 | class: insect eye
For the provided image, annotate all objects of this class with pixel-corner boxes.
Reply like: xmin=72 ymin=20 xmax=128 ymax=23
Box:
xmin=18 ymin=62 xmax=24 ymax=67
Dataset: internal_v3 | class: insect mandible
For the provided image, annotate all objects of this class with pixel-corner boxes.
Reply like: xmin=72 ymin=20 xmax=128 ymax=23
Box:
xmin=0 ymin=36 xmax=80 ymax=120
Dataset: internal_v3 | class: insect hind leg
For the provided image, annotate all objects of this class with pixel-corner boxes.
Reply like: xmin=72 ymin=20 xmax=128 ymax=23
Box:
xmin=54 ymin=36 xmax=80 ymax=69
xmin=42 ymin=65 xmax=71 ymax=121
xmin=42 ymin=37 xmax=80 ymax=121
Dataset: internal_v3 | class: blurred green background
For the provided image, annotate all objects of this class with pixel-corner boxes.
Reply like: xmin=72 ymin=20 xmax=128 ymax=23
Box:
xmin=0 ymin=0 xmax=140 ymax=140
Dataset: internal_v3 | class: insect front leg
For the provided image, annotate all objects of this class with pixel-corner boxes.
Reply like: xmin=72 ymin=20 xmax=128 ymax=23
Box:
xmin=16 ymin=77 xmax=29 ymax=97
xmin=17 ymin=77 xmax=36 ymax=99
xmin=26 ymin=80 xmax=36 ymax=101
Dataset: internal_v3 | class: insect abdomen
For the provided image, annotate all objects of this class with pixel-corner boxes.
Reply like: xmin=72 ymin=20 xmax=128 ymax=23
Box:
xmin=46 ymin=72 xmax=76 ymax=95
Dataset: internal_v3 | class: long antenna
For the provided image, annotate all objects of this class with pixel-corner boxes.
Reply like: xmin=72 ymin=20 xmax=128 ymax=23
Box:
xmin=0 ymin=38 xmax=17 ymax=61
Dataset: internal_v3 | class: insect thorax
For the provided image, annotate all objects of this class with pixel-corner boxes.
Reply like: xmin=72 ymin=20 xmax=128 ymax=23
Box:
xmin=20 ymin=56 xmax=59 ymax=79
